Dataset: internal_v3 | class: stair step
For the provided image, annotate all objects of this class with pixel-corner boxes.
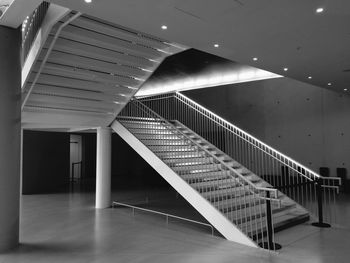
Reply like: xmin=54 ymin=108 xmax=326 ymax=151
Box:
xmin=244 ymin=207 xmax=310 ymax=239
xmin=214 ymin=194 xmax=259 ymax=211
xmin=122 ymin=122 xmax=167 ymax=129
xmin=199 ymin=185 xmax=251 ymax=198
xmin=135 ymin=134 xmax=183 ymax=140
xmin=148 ymin=145 xmax=195 ymax=152
xmin=128 ymin=128 xmax=176 ymax=135
xmin=172 ymin=163 xmax=221 ymax=173
xmin=120 ymin=119 xmax=162 ymax=125
xmin=163 ymin=156 xmax=215 ymax=166
xmin=227 ymin=201 xmax=297 ymax=225
xmin=215 ymin=193 xmax=293 ymax=213
xmin=190 ymin=177 xmax=239 ymax=191
xmin=143 ymin=139 xmax=190 ymax=146
xmin=156 ymin=151 xmax=204 ymax=159
xmin=181 ymin=170 xmax=231 ymax=182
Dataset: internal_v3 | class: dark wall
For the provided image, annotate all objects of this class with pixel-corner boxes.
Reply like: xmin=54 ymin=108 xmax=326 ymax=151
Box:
xmin=111 ymin=133 xmax=167 ymax=188
xmin=81 ymin=133 xmax=96 ymax=179
xmin=22 ymin=130 xmax=70 ymax=194
xmin=80 ymin=132 xmax=168 ymax=189
xmin=184 ymin=77 xmax=350 ymax=178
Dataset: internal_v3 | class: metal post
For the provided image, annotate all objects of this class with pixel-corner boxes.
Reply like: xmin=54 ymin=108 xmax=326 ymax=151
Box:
xmin=312 ymin=178 xmax=331 ymax=228
xmin=259 ymin=191 xmax=282 ymax=250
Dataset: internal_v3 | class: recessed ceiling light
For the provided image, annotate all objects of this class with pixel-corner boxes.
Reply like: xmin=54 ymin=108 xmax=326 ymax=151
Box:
xmin=344 ymin=88 xmax=348 ymax=91
xmin=253 ymin=57 xmax=258 ymax=61
xmin=327 ymin=83 xmax=332 ymax=86
xmin=84 ymin=0 xmax=92 ymax=3
xmin=283 ymin=67 xmax=288 ymax=72
xmin=308 ymin=76 xmax=312 ymax=79
xmin=316 ymin=7 xmax=324 ymax=13
xmin=214 ymin=44 xmax=219 ymax=48
xmin=161 ymin=25 xmax=167 ymax=30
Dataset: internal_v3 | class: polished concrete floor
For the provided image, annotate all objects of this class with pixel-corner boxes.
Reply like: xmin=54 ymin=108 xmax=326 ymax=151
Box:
xmin=1 ymin=187 xmax=350 ymax=263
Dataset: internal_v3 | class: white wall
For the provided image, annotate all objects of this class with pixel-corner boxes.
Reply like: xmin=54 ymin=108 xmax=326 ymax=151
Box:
xmin=184 ymin=77 xmax=350 ymax=178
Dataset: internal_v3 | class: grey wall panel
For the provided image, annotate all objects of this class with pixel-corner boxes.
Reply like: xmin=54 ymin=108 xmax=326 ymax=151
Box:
xmin=184 ymin=78 xmax=350 ymax=178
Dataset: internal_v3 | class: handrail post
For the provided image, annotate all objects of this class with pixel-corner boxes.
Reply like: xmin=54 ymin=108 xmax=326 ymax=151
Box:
xmin=259 ymin=191 xmax=281 ymax=250
xmin=71 ymin=163 xmax=74 ymax=183
xmin=312 ymin=178 xmax=331 ymax=228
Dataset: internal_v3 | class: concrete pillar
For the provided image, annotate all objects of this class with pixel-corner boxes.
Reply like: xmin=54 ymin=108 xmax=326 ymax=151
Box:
xmin=0 ymin=26 xmax=21 ymax=252
xmin=95 ymin=127 xmax=112 ymax=208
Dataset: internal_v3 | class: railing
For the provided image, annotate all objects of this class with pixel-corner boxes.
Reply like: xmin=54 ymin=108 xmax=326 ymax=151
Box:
xmin=117 ymin=98 xmax=281 ymax=250
xmin=21 ymin=1 xmax=50 ymax=64
xmin=71 ymin=161 xmax=82 ymax=183
xmin=112 ymin=201 xmax=214 ymax=236
xmin=136 ymin=92 xmax=341 ymax=226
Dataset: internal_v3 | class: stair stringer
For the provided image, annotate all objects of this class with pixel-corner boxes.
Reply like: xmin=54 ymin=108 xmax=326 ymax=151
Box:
xmin=111 ymin=120 xmax=258 ymax=248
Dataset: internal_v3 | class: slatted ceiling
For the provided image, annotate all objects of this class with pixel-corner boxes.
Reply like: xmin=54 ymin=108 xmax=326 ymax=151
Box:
xmin=46 ymin=37 xmax=156 ymax=69
xmin=22 ymin=11 xmax=188 ymax=130
xmin=31 ymin=84 xmax=129 ymax=102
xmin=26 ymin=80 xmax=135 ymax=95
xmin=30 ymin=70 xmax=141 ymax=89
xmin=28 ymin=93 xmax=119 ymax=109
xmin=24 ymin=104 xmax=116 ymax=116
xmin=27 ymin=74 xmax=113 ymax=92
xmin=26 ymin=99 xmax=116 ymax=113
xmin=34 ymin=55 xmax=144 ymax=86
xmin=51 ymin=25 xmax=163 ymax=59
xmin=32 ymin=88 xmax=128 ymax=102
xmin=32 ymin=82 xmax=133 ymax=98
xmin=37 ymin=50 xmax=147 ymax=78
xmin=32 ymin=63 xmax=101 ymax=82
xmin=68 ymin=16 xmax=171 ymax=51
xmin=34 ymin=60 xmax=147 ymax=85
xmin=22 ymin=110 xmax=116 ymax=130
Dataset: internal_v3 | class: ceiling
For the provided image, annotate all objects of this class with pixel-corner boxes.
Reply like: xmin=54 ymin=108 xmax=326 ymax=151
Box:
xmin=48 ymin=0 xmax=350 ymax=94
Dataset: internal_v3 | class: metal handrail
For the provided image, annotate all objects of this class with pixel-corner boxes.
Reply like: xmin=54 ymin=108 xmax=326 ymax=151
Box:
xmin=121 ymin=98 xmax=279 ymax=201
xmin=21 ymin=2 xmax=50 ymax=64
xmin=118 ymin=98 xmax=284 ymax=250
xmin=173 ymin=92 xmax=341 ymax=185
xmin=71 ymin=161 xmax=82 ymax=182
xmin=136 ymin=92 xmax=341 ymax=226
xmin=112 ymin=201 xmax=214 ymax=235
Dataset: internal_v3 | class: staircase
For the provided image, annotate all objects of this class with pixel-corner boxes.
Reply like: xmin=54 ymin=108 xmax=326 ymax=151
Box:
xmin=111 ymin=98 xmax=313 ymax=249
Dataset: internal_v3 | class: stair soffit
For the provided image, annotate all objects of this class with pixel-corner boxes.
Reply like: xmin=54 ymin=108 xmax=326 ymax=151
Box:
xmin=22 ymin=12 xmax=187 ymax=130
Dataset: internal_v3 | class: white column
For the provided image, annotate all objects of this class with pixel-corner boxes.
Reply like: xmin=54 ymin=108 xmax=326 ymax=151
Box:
xmin=95 ymin=127 xmax=112 ymax=209
xmin=0 ymin=26 xmax=21 ymax=252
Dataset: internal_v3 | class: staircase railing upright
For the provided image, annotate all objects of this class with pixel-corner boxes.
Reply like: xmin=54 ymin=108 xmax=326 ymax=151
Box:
xmin=117 ymin=98 xmax=281 ymax=250
xmin=136 ymin=92 xmax=341 ymax=226
xmin=21 ymin=1 xmax=50 ymax=64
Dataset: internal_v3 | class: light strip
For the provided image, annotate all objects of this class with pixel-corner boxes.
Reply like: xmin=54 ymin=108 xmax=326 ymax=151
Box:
xmin=136 ymin=68 xmax=282 ymax=97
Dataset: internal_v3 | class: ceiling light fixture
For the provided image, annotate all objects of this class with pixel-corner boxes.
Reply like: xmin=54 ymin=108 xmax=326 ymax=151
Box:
xmin=344 ymin=88 xmax=348 ymax=91
xmin=308 ymin=76 xmax=312 ymax=79
xmin=253 ymin=57 xmax=258 ymax=61
xmin=316 ymin=7 xmax=324 ymax=13
xmin=161 ymin=25 xmax=167 ymax=30
xmin=84 ymin=0 xmax=92 ymax=3
xmin=283 ymin=67 xmax=288 ymax=72
xmin=327 ymin=83 xmax=332 ymax=86
xmin=214 ymin=44 xmax=219 ymax=48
